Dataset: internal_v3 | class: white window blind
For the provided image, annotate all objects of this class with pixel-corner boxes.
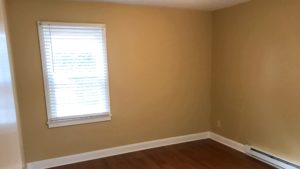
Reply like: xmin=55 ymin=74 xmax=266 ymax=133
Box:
xmin=38 ymin=22 xmax=111 ymax=128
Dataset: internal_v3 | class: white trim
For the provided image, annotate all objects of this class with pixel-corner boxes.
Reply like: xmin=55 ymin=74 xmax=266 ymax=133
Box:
xmin=209 ymin=132 xmax=246 ymax=153
xmin=209 ymin=132 xmax=300 ymax=168
xmin=27 ymin=132 xmax=299 ymax=169
xmin=48 ymin=115 xmax=111 ymax=128
xmin=37 ymin=21 xmax=52 ymax=128
xmin=38 ymin=21 xmax=105 ymax=28
xmin=37 ymin=21 xmax=111 ymax=128
xmin=26 ymin=132 xmax=209 ymax=169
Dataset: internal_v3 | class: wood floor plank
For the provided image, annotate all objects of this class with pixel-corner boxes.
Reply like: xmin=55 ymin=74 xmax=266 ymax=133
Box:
xmin=50 ymin=139 xmax=275 ymax=169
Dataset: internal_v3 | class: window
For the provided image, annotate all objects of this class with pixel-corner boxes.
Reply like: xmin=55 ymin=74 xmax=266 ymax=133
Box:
xmin=38 ymin=22 xmax=111 ymax=128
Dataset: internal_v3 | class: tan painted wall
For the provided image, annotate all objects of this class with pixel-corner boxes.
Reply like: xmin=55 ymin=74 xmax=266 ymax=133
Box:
xmin=0 ymin=0 xmax=24 ymax=168
xmin=212 ymin=0 xmax=300 ymax=164
xmin=6 ymin=0 xmax=212 ymax=162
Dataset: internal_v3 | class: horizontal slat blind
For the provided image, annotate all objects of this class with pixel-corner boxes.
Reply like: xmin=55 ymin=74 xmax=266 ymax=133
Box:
xmin=38 ymin=22 xmax=110 ymax=123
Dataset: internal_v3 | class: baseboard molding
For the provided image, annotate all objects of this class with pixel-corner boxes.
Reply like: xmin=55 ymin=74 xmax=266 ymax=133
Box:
xmin=27 ymin=132 xmax=300 ymax=169
xmin=27 ymin=132 xmax=210 ymax=169
xmin=209 ymin=132 xmax=246 ymax=153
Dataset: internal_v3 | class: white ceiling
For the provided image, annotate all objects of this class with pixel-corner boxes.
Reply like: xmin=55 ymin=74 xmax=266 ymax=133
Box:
xmin=86 ymin=0 xmax=251 ymax=11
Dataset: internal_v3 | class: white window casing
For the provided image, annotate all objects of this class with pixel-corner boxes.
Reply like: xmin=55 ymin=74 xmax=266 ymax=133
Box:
xmin=38 ymin=21 xmax=111 ymax=128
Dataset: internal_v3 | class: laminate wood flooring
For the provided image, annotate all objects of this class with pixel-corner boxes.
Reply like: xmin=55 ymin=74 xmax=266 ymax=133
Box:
xmin=50 ymin=139 xmax=274 ymax=169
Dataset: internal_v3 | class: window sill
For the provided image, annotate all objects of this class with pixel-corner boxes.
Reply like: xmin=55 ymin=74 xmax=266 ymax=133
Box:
xmin=47 ymin=115 xmax=111 ymax=128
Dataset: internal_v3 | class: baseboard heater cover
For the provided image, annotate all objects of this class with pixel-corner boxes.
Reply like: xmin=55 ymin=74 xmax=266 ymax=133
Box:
xmin=245 ymin=146 xmax=300 ymax=169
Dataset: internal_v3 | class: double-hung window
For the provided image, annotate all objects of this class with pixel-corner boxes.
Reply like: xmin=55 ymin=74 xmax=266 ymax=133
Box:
xmin=38 ymin=22 xmax=111 ymax=128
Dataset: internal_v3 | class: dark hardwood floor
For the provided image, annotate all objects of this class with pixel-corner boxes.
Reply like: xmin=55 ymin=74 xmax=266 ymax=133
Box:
xmin=50 ymin=139 xmax=274 ymax=169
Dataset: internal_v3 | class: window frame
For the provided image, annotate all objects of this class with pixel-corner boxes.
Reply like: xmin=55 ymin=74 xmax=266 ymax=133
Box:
xmin=37 ymin=21 xmax=111 ymax=128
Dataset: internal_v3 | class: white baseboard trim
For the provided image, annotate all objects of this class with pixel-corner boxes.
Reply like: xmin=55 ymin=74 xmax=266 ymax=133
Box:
xmin=27 ymin=131 xmax=300 ymax=169
xmin=209 ymin=132 xmax=246 ymax=153
xmin=26 ymin=132 xmax=209 ymax=169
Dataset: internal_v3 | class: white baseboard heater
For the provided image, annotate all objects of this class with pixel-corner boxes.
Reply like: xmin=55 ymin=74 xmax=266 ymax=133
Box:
xmin=245 ymin=146 xmax=300 ymax=169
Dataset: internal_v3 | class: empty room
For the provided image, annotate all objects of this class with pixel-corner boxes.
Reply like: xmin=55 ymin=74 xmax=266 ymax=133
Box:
xmin=1 ymin=0 xmax=300 ymax=168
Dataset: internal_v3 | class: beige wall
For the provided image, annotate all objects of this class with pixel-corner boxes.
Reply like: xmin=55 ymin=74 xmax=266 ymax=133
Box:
xmin=212 ymin=0 xmax=300 ymax=164
xmin=0 ymin=0 xmax=24 ymax=168
xmin=10 ymin=0 xmax=300 ymax=165
xmin=6 ymin=0 xmax=212 ymax=162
